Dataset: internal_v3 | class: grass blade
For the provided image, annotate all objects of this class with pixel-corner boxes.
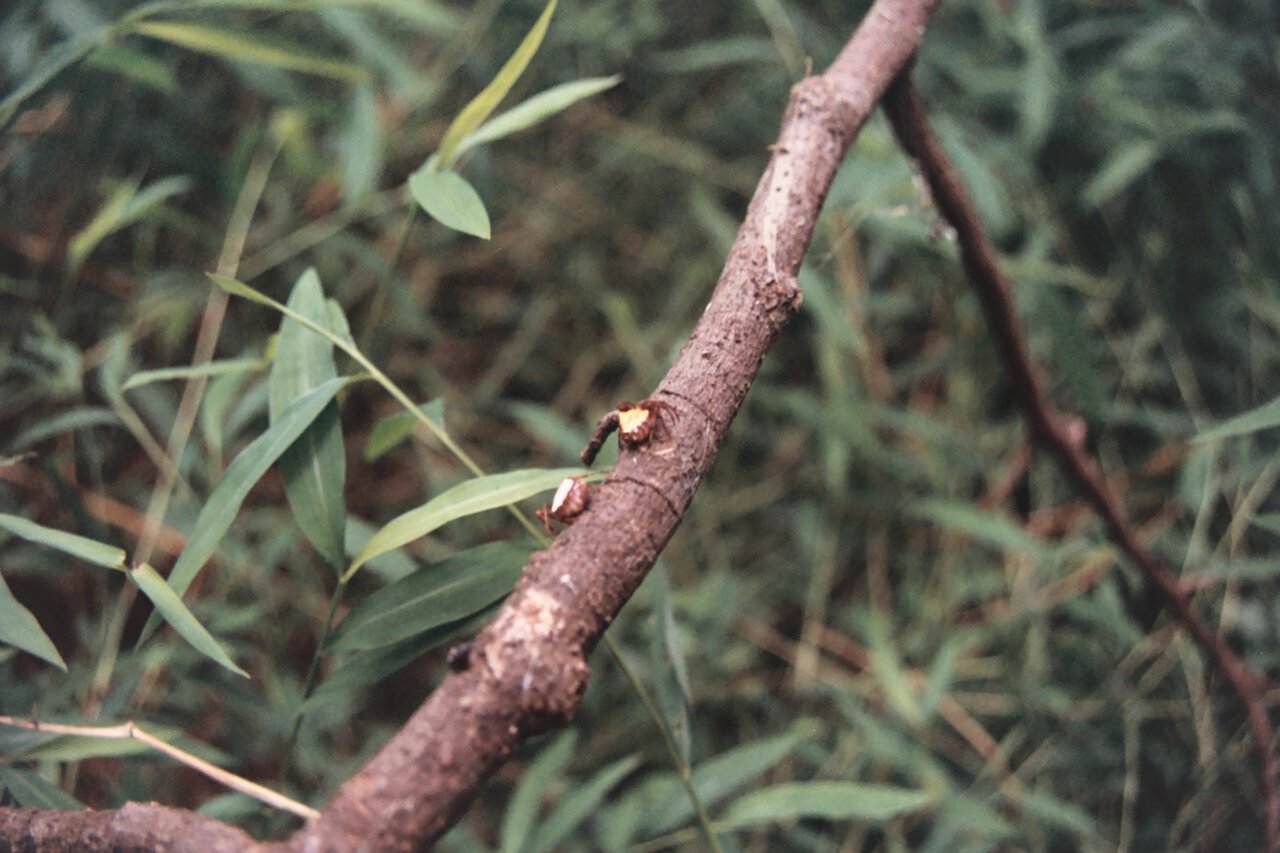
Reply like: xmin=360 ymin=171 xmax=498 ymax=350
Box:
xmin=721 ymin=782 xmax=934 ymax=828
xmin=122 ymin=357 xmax=265 ymax=390
xmin=129 ymin=21 xmax=371 ymax=81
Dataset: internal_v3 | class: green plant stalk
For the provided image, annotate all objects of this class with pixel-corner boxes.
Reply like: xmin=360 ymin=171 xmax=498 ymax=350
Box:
xmin=604 ymin=634 xmax=724 ymax=853
xmin=280 ymin=577 xmax=350 ymax=780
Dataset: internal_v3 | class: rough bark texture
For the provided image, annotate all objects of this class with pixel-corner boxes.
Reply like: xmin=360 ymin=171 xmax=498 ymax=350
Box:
xmin=0 ymin=1 xmax=940 ymax=849
xmin=0 ymin=804 xmax=259 ymax=852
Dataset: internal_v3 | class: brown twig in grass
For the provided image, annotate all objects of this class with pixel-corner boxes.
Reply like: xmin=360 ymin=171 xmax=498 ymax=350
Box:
xmin=881 ymin=73 xmax=1280 ymax=850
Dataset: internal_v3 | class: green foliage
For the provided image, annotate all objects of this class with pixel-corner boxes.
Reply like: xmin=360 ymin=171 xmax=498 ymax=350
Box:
xmin=2 ymin=0 xmax=1278 ymax=849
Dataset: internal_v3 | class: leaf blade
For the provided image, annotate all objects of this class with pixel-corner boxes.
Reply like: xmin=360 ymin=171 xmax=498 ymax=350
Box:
xmin=129 ymin=563 xmax=248 ymax=678
xmin=408 ymin=168 xmax=491 ymax=239
xmin=346 ymin=467 xmax=585 ymax=581
xmin=269 ymin=269 xmax=347 ymax=570
xmin=435 ymin=0 xmax=558 ymax=166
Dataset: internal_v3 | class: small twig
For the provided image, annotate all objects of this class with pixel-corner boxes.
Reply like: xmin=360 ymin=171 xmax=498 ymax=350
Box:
xmin=881 ymin=73 xmax=1280 ymax=849
xmin=0 ymin=716 xmax=318 ymax=822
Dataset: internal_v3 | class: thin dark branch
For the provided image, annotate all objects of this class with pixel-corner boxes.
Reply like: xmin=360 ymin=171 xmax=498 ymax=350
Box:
xmin=882 ymin=74 xmax=1280 ymax=850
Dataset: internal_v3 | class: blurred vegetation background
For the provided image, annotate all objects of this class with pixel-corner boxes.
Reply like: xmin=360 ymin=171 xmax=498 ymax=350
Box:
xmin=2 ymin=0 xmax=1279 ymax=849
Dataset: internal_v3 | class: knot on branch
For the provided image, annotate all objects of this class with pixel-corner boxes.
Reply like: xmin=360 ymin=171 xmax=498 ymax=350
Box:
xmin=479 ymin=588 xmax=590 ymax=732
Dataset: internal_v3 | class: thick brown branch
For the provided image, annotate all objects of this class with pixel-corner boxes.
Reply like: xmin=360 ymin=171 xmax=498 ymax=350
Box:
xmin=882 ymin=74 xmax=1280 ymax=849
xmin=0 ymin=804 xmax=260 ymax=852
xmin=283 ymin=2 xmax=940 ymax=850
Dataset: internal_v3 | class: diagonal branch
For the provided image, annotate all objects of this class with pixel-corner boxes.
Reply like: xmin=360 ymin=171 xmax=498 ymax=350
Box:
xmin=881 ymin=73 xmax=1280 ymax=850
xmin=287 ymin=2 xmax=940 ymax=849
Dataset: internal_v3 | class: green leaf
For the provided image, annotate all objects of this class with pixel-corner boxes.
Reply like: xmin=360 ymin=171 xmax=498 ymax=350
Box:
xmin=0 ymin=31 xmax=103 ymax=131
xmin=144 ymin=375 xmax=358 ymax=641
xmin=1195 ymin=396 xmax=1280 ymax=442
xmin=526 ymin=754 xmax=642 ymax=853
xmin=13 ymin=407 xmax=122 ymax=451
xmin=68 ymin=175 xmax=193 ymax=272
xmin=129 ymin=563 xmax=248 ymax=678
xmin=646 ymin=729 xmax=802 ymax=836
xmin=0 ymin=571 xmax=67 ymax=671
xmin=345 ymin=466 xmax=585 ymax=581
xmin=0 ymin=767 xmax=85 ymax=810
xmin=911 ymin=499 xmax=1050 ymax=560
xmin=303 ymin=606 xmax=496 ymax=712
xmin=0 ymin=513 xmax=127 ymax=569
xmin=269 ymin=270 xmax=347 ymax=570
xmin=721 ymin=782 xmax=934 ymax=828
xmin=408 ymin=168 xmax=491 ymax=239
xmin=435 ymin=0 xmax=557 ymax=166
xmin=129 ymin=21 xmax=371 ymax=82
xmin=122 ymin=357 xmax=265 ymax=390
xmin=501 ymin=732 xmax=578 ymax=853
xmin=1082 ymin=140 xmax=1159 ymax=209
xmin=452 ymin=75 xmax=622 ymax=160
xmin=365 ymin=400 xmax=445 ymax=461
xmin=331 ymin=541 xmax=532 ymax=651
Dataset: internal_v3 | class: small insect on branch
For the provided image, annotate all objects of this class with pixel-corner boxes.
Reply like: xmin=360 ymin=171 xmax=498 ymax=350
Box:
xmin=580 ymin=399 xmax=677 ymax=466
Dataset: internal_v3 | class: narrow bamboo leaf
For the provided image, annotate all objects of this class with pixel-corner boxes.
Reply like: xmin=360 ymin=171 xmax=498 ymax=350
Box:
xmin=209 ymin=273 xmax=278 ymax=308
xmin=911 ymin=499 xmax=1049 ymax=559
xmin=364 ymin=400 xmax=444 ymax=461
xmin=269 ymin=270 xmax=347 ymax=570
xmin=0 ymin=767 xmax=85 ymax=811
xmin=1082 ymin=140 xmax=1159 ymax=209
xmin=325 ymin=298 xmax=356 ymax=347
xmin=501 ymin=732 xmax=578 ymax=853
xmin=129 ymin=21 xmax=371 ymax=81
xmin=526 ymin=754 xmax=642 ymax=853
xmin=122 ymin=357 xmax=265 ymax=390
xmin=0 ymin=571 xmax=67 ymax=670
xmin=1195 ymin=396 xmax=1280 ymax=442
xmin=722 ymin=782 xmax=934 ymax=827
xmin=130 ymin=562 xmax=248 ymax=678
xmin=85 ymin=44 xmax=178 ymax=94
xmin=0 ymin=513 xmax=127 ymax=569
xmin=303 ymin=605 xmax=496 ymax=711
xmin=435 ymin=0 xmax=557 ymax=166
xmin=68 ymin=175 xmax=193 ymax=271
xmin=647 ymin=729 xmax=802 ymax=835
xmin=13 ymin=407 xmax=122 ymax=450
xmin=342 ymin=82 xmax=382 ymax=200
xmin=408 ymin=168 xmax=490 ymax=239
xmin=330 ymin=541 xmax=533 ymax=651
xmin=153 ymin=375 xmax=357 ymax=631
xmin=346 ymin=467 xmax=584 ymax=581
xmin=0 ymin=31 xmax=102 ymax=130
xmin=453 ymin=75 xmax=622 ymax=159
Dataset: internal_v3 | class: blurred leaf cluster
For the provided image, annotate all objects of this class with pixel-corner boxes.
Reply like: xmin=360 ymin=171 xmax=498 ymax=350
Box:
xmin=2 ymin=0 xmax=1279 ymax=849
